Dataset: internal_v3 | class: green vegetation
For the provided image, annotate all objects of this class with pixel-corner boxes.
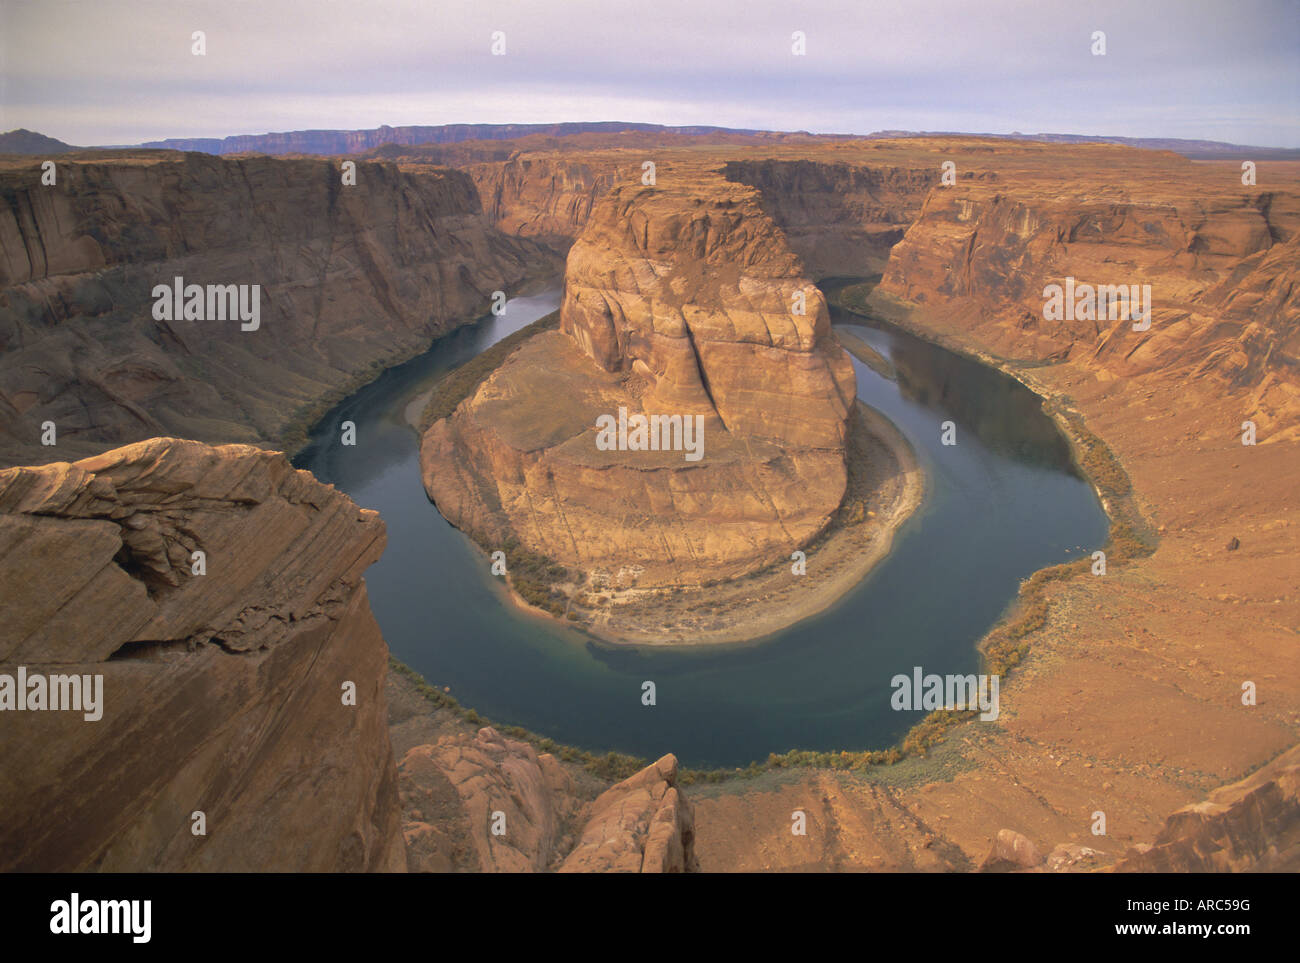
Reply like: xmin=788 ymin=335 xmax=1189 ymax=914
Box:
xmin=498 ymin=536 xmax=572 ymax=617
xmin=419 ymin=309 xmax=561 ymax=430
xmin=281 ymin=347 xmax=432 ymax=457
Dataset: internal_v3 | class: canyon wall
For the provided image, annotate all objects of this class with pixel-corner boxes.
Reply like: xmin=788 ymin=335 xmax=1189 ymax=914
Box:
xmin=137 ymin=122 xmax=770 ymax=156
xmin=0 ymin=438 xmax=404 ymax=871
xmin=874 ymin=151 xmax=1300 ymax=437
xmin=0 ymin=152 xmax=550 ymax=466
xmin=465 ymin=155 xmax=619 ymax=247
xmin=722 ymin=158 xmax=937 ymax=277
xmin=422 ymin=174 xmax=857 ymax=588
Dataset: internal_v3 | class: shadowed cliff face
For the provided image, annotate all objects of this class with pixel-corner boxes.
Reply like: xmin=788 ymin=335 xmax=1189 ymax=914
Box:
xmin=0 ymin=152 xmax=553 ymax=467
xmin=722 ymin=158 xmax=938 ymax=277
xmin=466 ymin=155 xmax=620 ymax=249
xmin=422 ymin=174 xmax=857 ymax=588
xmin=0 ymin=438 xmax=404 ymax=871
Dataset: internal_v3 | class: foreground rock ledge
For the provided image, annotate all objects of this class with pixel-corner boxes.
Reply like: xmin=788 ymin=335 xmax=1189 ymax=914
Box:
xmin=0 ymin=437 xmax=404 ymax=871
xmin=399 ymin=725 xmax=698 ymax=873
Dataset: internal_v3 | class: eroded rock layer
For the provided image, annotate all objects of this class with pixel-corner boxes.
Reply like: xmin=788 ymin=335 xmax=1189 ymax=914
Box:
xmin=0 ymin=438 xmax=404 ymax=871
xmin=422 ymin=174 xmax=856 ymax=588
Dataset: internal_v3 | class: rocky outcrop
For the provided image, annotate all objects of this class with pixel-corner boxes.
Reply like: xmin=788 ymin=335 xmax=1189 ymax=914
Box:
xmin=1112 ymin=747 xmax=1300 ymax=872
xmin=559 ymin=753 xmax=698 ymax=872
xmin=422 ymin=174 xmax=857 ymax=589
xmin=399 ymin=727 xmax=576 ymax=872
xmin=978 ymin=828 xmax=1043 ymax=872
xmin=397 ymin=725 xmax=697 ymax=873
xmin=0 ymin=152 xmax=548 ymax=466
xmin=0 ymin=438 xmax=404 ymax=871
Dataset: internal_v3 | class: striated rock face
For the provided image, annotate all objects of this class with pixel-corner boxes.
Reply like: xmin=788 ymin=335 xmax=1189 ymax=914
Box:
xmin=0 ymin=438 xmax=405 ymax=871
xmin=0 ymin=152 xmax=547 ymax=466
xmin=560 ymin=182 xmax=856 ymax=447
xmin=397 ymin=727 xmax=696 ymax=873
xmin=422 ymin=175 xmax=857 ymax=588
xmin=874 ymin=149 xmax=1300 ymax=439
xmin=559 ymin=753 xmax=698 ymax=873
xmin=723 ymin=158 xmax=937 ymax=277
xmin=466 ymin=155 xmax=618 ymax=248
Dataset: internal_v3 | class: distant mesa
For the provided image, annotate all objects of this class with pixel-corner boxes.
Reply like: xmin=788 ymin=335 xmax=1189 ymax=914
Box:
xmin=5 ymin=122 xmax=1292 ymax=160
xmin=0 ymin=128 xmax=79 ymax=154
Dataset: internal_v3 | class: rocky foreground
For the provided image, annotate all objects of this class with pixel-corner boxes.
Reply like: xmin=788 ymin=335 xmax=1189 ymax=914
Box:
xmin=0 ymin=438 xmax=698 ymax=872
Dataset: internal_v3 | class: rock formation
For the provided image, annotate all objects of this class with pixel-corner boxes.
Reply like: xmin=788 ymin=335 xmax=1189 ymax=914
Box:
xmin=421 ymin=174 xmax=857 ymax=589
xmin=558 ymin=753 xmax=698 ymax=872
xmin=465 ymin=155 xmax=620 ymax=247
xmin=1111 ymin=746 xmax=1300 ymax=872
xmin=2 ymin=133 xmax=1295 ymax=874
xmin=0 ymin=151 xmax=550 ymax=466
xmin=0 ymin=438 xmax=404 ymax=871
xmin=680 ymin=140 xmax=1298 ymax=872
xmin=397 ymin=723 xmax=697 ymax=873
xmin=873 ymin=145 xmax=1300 ymax=438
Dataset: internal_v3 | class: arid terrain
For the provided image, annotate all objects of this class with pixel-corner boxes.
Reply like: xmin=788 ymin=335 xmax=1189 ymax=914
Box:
xmin=1 ymin=131 xmax=1296 ymax=872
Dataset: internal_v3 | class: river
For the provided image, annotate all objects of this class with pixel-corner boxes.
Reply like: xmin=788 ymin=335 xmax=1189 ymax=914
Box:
xmin=293 ymin=284 xmax=1109 ymax=768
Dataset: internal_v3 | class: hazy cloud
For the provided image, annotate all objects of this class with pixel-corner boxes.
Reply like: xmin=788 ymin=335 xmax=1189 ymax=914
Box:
xmin=2 ymin=0 xmax=1296 ymax=146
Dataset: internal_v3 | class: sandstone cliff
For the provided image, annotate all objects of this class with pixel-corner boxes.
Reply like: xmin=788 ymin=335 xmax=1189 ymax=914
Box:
xmin=0 ymin=438 xmax=404 ymax=871
xmin=0 ymin=152 xmax=550 ymax=466
xmin=422 ymin=174 xmax=857 ymax=590
xmin=874 ymin=147 xmax=1300 ymax=439
xmin=723 ymin=158 xmax=937 ymax=277
xmin=686 ymin=142 xmax=1299 ymax=873
xmin=465 ymin=155 xmax=619 ymax=247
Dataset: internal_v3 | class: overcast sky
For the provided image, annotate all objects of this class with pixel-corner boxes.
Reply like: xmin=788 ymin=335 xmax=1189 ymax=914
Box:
xmin=2 ymin=0 xmax=1297 ymax=147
